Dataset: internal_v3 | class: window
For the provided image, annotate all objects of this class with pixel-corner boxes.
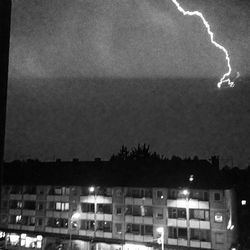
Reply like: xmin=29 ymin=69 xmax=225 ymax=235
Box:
xmin=157 ymin=190 xmax=164 ymax=199
xmin=70 ymin=187 xmax=78 ymax=196
xmin=115 ymin=223 xmax=122 ymax=234
xmin=125 ymin=205 xmax=132 ymax=215
xmin=177 ymin=208 xmax=186 ymax=219
xmin=97 ymin=187 xmax=112 ymax=196
xmin=10 ymin=186 xmax=22 ymax=194
xmin=55 ymin=202 xmax=69 ymax=211
xmin=50 ymin=186 xmax=70 ymax=195
xmin=190 ymin=209 xmax=209 ymax=221
xmin=215 ymin=233 xmax=224 ymax=244
xmin=97 ymin=204 xmax=112 ymax=214
xmin=155 ymin=208 xmax=163 ymax=219
xmin=143 ymin=206 xmax=153 ymax=217
xmin=214 ymin=212 xmax=223 ymax=223
xmin=23 ymin=201 xmax=36 ymax=210
xmin=132 ymin=205 xmax=141 ymax=216
xmin=214 ymin=192 xmax=221 ymax=201
xmin=80 ymin=220 xmax=95 ymax=230
xmin=168 ymin=227 xmax=177 ymax=238
xmin=144 ymin=225 xmax=153 ymax=236
xmin=131 ymin=224 xmax=140 ymax=234
xmin=37 ymin=203 xmax=44 ymax=211
xmin=37 ymin=218 xmax=43 ymax=226
xmin=24 ymin=186 xmax=36 ymax=194
xmin=97 ymin=221 xmax=112 ymax=232
xmin=190 ymin=229 xmax=211 ymax=242
xmin=168 ymin=208 xmax=177 ymax=218
xmin=9 ymin=200 xmax=22 ymax=209
xmin=116 ymin=206 xmax=122 ymax=215
xmin=190 ymin=229 xmax=200 ymax=241
xmin=178 ymin=228 xmax=187 ymax=239
xmin=200 ymin=230 xmax=210 ymax=242
xmin=168 ymin=189 xmax=178 ymax=199
xmin=47 ymin=218 xmax=68 ymax=228
xmin=144 ymin=189 xmax=152 ymax=198
xmin=81 ymin=203 xmax=94 ymax=213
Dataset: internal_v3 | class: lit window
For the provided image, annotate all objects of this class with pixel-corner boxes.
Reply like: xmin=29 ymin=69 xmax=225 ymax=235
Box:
xmin=214 ymin=212 xmax=223 ymax=223
xmin=16 ymin=215 xmax=22 ymax=224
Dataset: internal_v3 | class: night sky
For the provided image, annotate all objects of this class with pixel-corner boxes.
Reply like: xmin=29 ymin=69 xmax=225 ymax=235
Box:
xmin=5 ymin=0 xmax=250 ymax=167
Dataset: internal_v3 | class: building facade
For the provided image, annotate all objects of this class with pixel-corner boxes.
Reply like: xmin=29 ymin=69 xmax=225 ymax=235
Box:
xmin=0 ymin=184 xmax=237 ymax=250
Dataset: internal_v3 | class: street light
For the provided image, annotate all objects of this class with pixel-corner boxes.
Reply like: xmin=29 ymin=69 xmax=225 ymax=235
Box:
xmin=156 ymin=227 xmax=164 ymax=250
xmin=69 ymin=212 xmax=80 ymax=250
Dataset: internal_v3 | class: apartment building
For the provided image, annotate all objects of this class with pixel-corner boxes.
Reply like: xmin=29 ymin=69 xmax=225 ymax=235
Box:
xmin=0 ymin=182 xmax=238 ymax=250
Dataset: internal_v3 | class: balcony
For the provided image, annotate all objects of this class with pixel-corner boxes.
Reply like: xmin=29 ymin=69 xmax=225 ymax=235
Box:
xmin=167 ymin=218 xmax=187 ymax=227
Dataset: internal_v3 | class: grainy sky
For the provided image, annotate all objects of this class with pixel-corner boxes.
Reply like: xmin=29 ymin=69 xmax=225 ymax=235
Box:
xmin=5 ymin=0 xmax=250 ymax=167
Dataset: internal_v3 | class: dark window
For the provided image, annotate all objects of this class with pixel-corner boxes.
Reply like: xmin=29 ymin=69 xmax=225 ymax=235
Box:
xmin=81 ymin=203 xmax=94 ymax=213
xmin=116 ymin=206 xmax=122 ymax=215
xmin=37 ymin=218 xmax=43 ymax=226
xmin=125 ymin=205 xmax=132 ymax=215
xmin=214 ymin=193 xmax=221 ymax=201
xmin=200 ymin=230 xmax=210 ymax=242
xmin=143 ymin=206 xmax=153 ymax=217
xmin=144 ymin=189 xmax=152 ymax=198
xmin=81 ymin=187 xmax=90 ymax=196
xmin=132 ymin=205 xmax=141 ymax=216
xmin=190 ymin=229 xmax=200 ymax=240
xmin=204 ymin=191 xmax=209 ymax=201
xmin=168 ymin=208 xmax=177 ymax=218
xmin=177 ymin=208 xmax=186 ymax=219
xmin=144 ymin=225 xmax=153 ymax=236
xmin=10 ymin=186 xmax=22 ymax=194
xmin=97 ymin=204 xmax=112 ymax=214
xmin=24 ymin=186 xmax=36 ymax=194
xmin=168 ymin=189 xmax=177 ymax=199
xmin=71 ymin=187 xmax=78 ymax=196
xmin=178 ymin=228 xmax=187 ymax=239
xmin=168 ymin=227 xmax=177 ymax=238
xmin=131 ymin=224 xmax=140 ymax=234
xmin=37 ymin=203 xmax=44 ymax=210
xmin=24 ymin=201 xmax=36 ymax=210
xmin=97 ymin=187 xmax=112 ymax=196
xmin=80 ymin=220 xmax=95 ymax=230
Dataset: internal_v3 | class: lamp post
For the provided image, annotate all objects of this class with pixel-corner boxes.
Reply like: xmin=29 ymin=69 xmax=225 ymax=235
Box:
xmin=182 ymin=189 xmax=190 ymax=247
xmin=89 ymin=186 xmax=96 ymax=250
xmin=156 ymin=227 xmax=164 ymax=250
xmin=69 ymin=212 xmax=80 ymax=250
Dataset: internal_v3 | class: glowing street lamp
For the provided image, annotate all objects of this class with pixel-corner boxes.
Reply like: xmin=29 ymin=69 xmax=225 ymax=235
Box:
xmin=69 ymin=212 xmax=81 ymax=250
xmin=182 ymin=189 xmax=190 ymax=197
xmin=156 ymin=227 xmax=164 ymax=250
xmin=89 ymin=186 xmax=95 ymax=193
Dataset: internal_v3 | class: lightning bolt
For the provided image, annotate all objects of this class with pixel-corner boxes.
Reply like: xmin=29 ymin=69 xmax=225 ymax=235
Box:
xmin=171 ymin=0 xmax=236 ymax=88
